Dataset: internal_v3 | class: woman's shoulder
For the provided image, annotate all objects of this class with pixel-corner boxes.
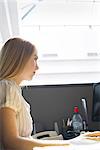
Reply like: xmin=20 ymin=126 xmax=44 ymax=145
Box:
xmin=0 ymin=79 xmax=17 ymax=96
xmin=0 ymin=79 xmax=20 ymax=90
xmin=0 ymin=79 xmax=22 ymax=112
xmin=0 ymin=79 xmax=13 ymax=85
xmin=0 ymin=79 xmax=9 ymax=88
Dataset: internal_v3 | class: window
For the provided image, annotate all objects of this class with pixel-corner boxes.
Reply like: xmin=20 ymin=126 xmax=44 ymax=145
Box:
xmin=1 ymin=0 xmax=100 ymax=85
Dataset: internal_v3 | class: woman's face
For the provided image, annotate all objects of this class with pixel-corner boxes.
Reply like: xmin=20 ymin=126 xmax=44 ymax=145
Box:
xmin=20 ymin=50 xmax=39 ymax=81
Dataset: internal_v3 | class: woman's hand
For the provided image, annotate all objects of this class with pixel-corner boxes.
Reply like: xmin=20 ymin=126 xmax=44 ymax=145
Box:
xmin=85 ymin=131 xmax=100 ymax=137
xmin=86 ymin=137 xmax=100 ymax=141
xmin=84 ymin=131 xmax=100 ymax=141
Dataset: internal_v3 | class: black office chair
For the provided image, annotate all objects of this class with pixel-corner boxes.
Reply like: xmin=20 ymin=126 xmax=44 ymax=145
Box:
xmin=92 ymin=83 xmax=100 ymax=121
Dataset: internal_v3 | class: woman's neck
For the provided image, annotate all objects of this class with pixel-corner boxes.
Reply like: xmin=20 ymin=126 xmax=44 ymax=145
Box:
xmin=9 ymin=76 xmax=22 ymax=85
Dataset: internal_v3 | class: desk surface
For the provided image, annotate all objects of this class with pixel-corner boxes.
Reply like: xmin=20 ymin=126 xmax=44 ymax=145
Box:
xmin=33 ymin=134 xmax=100 ymax=150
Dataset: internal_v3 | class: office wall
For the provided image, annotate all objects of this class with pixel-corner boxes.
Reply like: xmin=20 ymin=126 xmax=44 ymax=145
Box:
xmin=22 ymin=84 xmax=100 ymax=133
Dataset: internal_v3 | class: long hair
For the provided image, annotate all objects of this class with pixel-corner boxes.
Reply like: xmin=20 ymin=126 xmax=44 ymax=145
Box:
xmin=0 ymin=37 xmax=36 ymax=80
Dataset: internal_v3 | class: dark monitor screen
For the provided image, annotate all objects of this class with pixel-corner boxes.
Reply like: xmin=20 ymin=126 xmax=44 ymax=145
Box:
xmin=92 ymin=83 xmax=100 ymax=121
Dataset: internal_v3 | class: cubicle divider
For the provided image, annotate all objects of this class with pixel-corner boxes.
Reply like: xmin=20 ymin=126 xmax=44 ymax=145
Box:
xmin=22 ymin=83 xmax=99 ymax=134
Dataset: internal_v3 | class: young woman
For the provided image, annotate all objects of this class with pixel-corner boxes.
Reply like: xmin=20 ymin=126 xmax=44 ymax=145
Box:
xmin=0 ymin=38 xmax=69 ymax=150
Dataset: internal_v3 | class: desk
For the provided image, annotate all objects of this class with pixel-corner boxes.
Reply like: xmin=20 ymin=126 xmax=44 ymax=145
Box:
xmin=33 ymin=134 xmax=100 ymax=150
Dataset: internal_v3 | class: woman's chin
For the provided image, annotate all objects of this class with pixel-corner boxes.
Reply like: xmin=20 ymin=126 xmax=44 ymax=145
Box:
xmin=24 ymin=73 xmax=35 ymax=81
xmin=29 ymin=74 xmax=35 ymax=80
xmin=24 ymin=76 xmax=33 ymax=81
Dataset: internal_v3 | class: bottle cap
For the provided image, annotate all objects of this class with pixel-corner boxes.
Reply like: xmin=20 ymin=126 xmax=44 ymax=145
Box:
xmin=74 ymin=106 xmax=79 ymax=113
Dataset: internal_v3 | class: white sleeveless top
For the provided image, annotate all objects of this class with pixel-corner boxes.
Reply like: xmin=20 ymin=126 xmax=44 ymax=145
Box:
xmin=0 ymin=80 xmax=33 ymax=150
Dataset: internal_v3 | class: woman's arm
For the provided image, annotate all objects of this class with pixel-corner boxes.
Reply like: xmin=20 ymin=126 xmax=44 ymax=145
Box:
xmin=0 ymin=107 xmax=69 ymax=150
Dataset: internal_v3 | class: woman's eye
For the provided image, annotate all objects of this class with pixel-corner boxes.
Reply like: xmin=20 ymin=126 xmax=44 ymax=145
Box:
xmin=34 ymin=59 xmax=36 ymax=61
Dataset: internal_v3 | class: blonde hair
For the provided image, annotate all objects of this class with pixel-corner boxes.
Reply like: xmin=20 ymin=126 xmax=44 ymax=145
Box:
xmin=0 ymin=37 xmax=36 ymax=80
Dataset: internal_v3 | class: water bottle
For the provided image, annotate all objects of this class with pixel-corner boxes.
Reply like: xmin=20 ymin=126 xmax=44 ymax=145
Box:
xmin=54 ymin=122 xmax=59 ymax=134
xmin=72 ymin=106 xmax=83 ymax=133
xmin=33 ymin=122 xmax=36 ymax=134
